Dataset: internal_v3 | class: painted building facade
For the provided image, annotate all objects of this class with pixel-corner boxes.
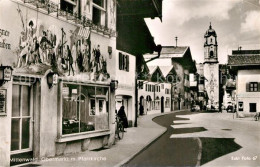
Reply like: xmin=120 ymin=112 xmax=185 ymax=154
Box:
xmin=203 ymin=23 xmax=219 ymax=109
xmin=228 ymin=49 xmax=260 ymax=117
xmin=0 ymin=0 xmax=117 ymax=166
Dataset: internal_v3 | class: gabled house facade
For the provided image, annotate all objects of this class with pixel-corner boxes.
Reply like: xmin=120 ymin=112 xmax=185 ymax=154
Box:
xmin=144 ymin=46 xmax=197 ymax=111
xmin=137 ymin=65 xmax=172 ymax=114
xmin=228 ymin=49 xmax=260 ymax=117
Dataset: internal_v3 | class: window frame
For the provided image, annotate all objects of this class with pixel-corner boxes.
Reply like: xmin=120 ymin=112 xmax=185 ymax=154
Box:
xmin=60 ymin=82 xmax=110 ymax=137
xmin=92 ymin=0 xmax=107 ymax=26
xmin=11 ymin=84 xmax=33 ymax=154
xmin=249 ymin=82 xmax=258 ymax=92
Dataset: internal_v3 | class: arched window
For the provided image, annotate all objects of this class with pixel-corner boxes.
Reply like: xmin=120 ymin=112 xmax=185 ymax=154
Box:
xmin=210 ymin=51 xmax=214 ymax=58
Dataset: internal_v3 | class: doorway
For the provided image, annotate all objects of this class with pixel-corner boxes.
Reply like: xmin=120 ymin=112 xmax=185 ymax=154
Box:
xmin=161 ymin=97 xmax=164 ymax=113
xmin=249 ymin=103 xmax=256 ymax=112
xmin=10 ymin=84 xmax=34 ymax=166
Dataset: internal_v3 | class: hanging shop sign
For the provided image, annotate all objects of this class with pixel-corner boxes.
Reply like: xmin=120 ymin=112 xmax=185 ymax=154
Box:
xmin=0 ymin=89 xmax=7 ymax=116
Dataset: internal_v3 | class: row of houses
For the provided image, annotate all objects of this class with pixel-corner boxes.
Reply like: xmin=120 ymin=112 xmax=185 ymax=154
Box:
xmin=137 ymin=46 xmax=198 ymax=115
xmin=0 ymin=0 xmax=163 ymax=166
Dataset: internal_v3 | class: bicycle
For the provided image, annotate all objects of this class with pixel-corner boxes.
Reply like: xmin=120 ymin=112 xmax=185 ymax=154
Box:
xmin=115 ymin=111 xmax=124 ymax=140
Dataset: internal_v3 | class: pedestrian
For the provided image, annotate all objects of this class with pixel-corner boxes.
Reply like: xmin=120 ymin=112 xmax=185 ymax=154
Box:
xmin=139 ymin=104 xmax=144 ymax=115
xmin=66 ymin=45 xmax=74 ymax=76
xmin=118 ymin=106 xmax=128 ymax=129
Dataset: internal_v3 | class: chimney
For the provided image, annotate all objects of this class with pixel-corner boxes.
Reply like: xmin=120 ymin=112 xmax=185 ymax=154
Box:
xmin=175 ymin=36 xmax=178 ymax=47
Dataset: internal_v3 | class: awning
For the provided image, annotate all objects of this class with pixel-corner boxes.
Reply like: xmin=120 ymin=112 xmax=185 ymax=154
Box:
xmin=78 ymin=27 xmax=90 ymax=39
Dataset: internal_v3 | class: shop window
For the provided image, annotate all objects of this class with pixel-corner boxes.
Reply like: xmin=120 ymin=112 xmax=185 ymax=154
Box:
xmin=92 ymin=0 xmax=106 ymax=26
xmin=119 ymin=53 xmax=129 ymax=72
xmin=62 ymin=84 xmax=109 ymax=135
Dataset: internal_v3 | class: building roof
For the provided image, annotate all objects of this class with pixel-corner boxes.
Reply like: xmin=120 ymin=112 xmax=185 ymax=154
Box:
xmin=144 ymin=46 xmax=188 ymax=59
xmin=228 ymin=54 xmax=260 ymax=66
xmin=159 ymin=66 xmax=175 ymax=78
xmin=204 ymin=23 xmax=217 ymax=37
xmin=232 ymin=50 xmax=260 ymax=55
xmin=147 ymin=66 xmax=157 ymax=75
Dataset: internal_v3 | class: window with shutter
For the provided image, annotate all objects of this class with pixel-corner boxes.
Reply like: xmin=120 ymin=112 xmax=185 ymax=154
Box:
xmin=119 ymin=53 xmax=122 ymax=70
xmin=126 ymin=55 xmax=129 ymax=72
xmin=246 ymin=83 xmax=249 ymax=92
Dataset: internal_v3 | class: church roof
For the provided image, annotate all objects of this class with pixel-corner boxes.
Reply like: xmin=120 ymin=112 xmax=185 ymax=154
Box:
xmin=228 ymin=54 xmax=260 ymax=66
xmin=204 ymin=23 xmax=217 ymax=37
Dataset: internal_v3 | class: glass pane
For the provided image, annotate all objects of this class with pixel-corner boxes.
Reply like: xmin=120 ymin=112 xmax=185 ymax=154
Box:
xmin=22 ymin=86 xmax=30 ymax=116
xmin=11 ymin=118 xmax=20 ymax=151
xmin=12 ymin=85 xmax=20 ymax=117
xmin=81 ymin=86 xmax=96 ymax=132
xmin=62 ymin=84 xmax=80 ymax=135
xmin=22 ymin=118 xmax=30 ymax=149
xmin=93 ymin=0 xmax=104 ymax=7
xmin=92 ymin=7 xmax=101 ymax=25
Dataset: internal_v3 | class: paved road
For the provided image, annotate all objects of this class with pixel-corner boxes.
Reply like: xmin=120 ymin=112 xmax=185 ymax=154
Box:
xmin=171 ymin=112 xmax=260 ymax=167
xmin=125 ymin=110 xmax=200 ymax=167
xmin=125 ymin=111 xmax=260 ymax=167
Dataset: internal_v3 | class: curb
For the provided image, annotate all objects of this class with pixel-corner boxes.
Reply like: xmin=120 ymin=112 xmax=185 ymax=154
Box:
xmin=115 ymin=127 xmax=167 ymax=167
xmin=115 ymin=110 xmax=186 ymax=167
xmin=195 ymin=137 xmax=202 ymax=167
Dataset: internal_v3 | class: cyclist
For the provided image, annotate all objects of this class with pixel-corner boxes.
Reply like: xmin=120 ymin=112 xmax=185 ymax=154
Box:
xmin=118 ymin=106 xmax=128 ymax=130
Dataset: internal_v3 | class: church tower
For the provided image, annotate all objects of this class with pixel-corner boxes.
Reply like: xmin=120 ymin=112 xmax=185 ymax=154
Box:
xmin=203 ymin=23 xmax=219 ymax=108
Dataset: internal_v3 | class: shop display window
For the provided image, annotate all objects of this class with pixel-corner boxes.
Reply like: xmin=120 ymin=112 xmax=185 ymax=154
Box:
xmin=62 ymin=84 xmax=109 ymax=135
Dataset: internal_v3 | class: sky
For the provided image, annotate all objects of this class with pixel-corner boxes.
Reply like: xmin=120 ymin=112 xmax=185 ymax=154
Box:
xmin=145 ymin=0 xmax=260 ymax=64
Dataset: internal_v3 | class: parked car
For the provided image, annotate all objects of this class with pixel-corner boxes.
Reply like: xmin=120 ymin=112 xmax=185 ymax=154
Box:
xmin=226 ymin=105 xmax=234 ymax=113
xmin=191 ymin=105 xmax=200 ymax=112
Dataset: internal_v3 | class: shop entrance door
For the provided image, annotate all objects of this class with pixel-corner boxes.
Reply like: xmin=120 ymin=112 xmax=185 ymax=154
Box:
xmin=10 ymin=84 xmax=33 ymax=166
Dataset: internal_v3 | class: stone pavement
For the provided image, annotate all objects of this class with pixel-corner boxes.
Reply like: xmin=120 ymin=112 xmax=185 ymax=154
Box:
xmin=22 ymin=110 xmax=183 ymax=167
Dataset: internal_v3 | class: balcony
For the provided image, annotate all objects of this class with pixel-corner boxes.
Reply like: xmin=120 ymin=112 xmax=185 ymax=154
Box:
xmin=20 ymin=0 xmax=117 ymax=37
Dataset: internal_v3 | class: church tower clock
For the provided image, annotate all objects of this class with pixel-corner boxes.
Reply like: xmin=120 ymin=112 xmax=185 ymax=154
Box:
xmin=203 ymin=23 xmax=219 ymax=108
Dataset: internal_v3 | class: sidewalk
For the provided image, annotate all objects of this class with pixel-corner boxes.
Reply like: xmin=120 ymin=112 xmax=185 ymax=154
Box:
xmin=23 ymin=110 xmax=182 ymax=167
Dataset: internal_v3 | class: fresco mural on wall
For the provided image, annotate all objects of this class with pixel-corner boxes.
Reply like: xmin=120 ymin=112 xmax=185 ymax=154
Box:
xmin=9 ymin=3 xmax=110 ymax=81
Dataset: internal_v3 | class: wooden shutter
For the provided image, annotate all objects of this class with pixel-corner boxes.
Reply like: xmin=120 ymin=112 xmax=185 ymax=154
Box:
xmin=246 ymin=83 xmax=249 ymax=92
xmin=258 ymin=82 xmax=260 ymax=92
xmin=126 ymin=55 xmax=129 ymax=72
xmin=119 ymin=52 xmax=122 ymax=70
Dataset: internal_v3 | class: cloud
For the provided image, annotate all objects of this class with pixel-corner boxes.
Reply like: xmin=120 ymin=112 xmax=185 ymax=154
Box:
xmin=163 ymin=0 xmax=240 ymax=25
xmin=241 ymin=10 xmax=260 ymax=33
